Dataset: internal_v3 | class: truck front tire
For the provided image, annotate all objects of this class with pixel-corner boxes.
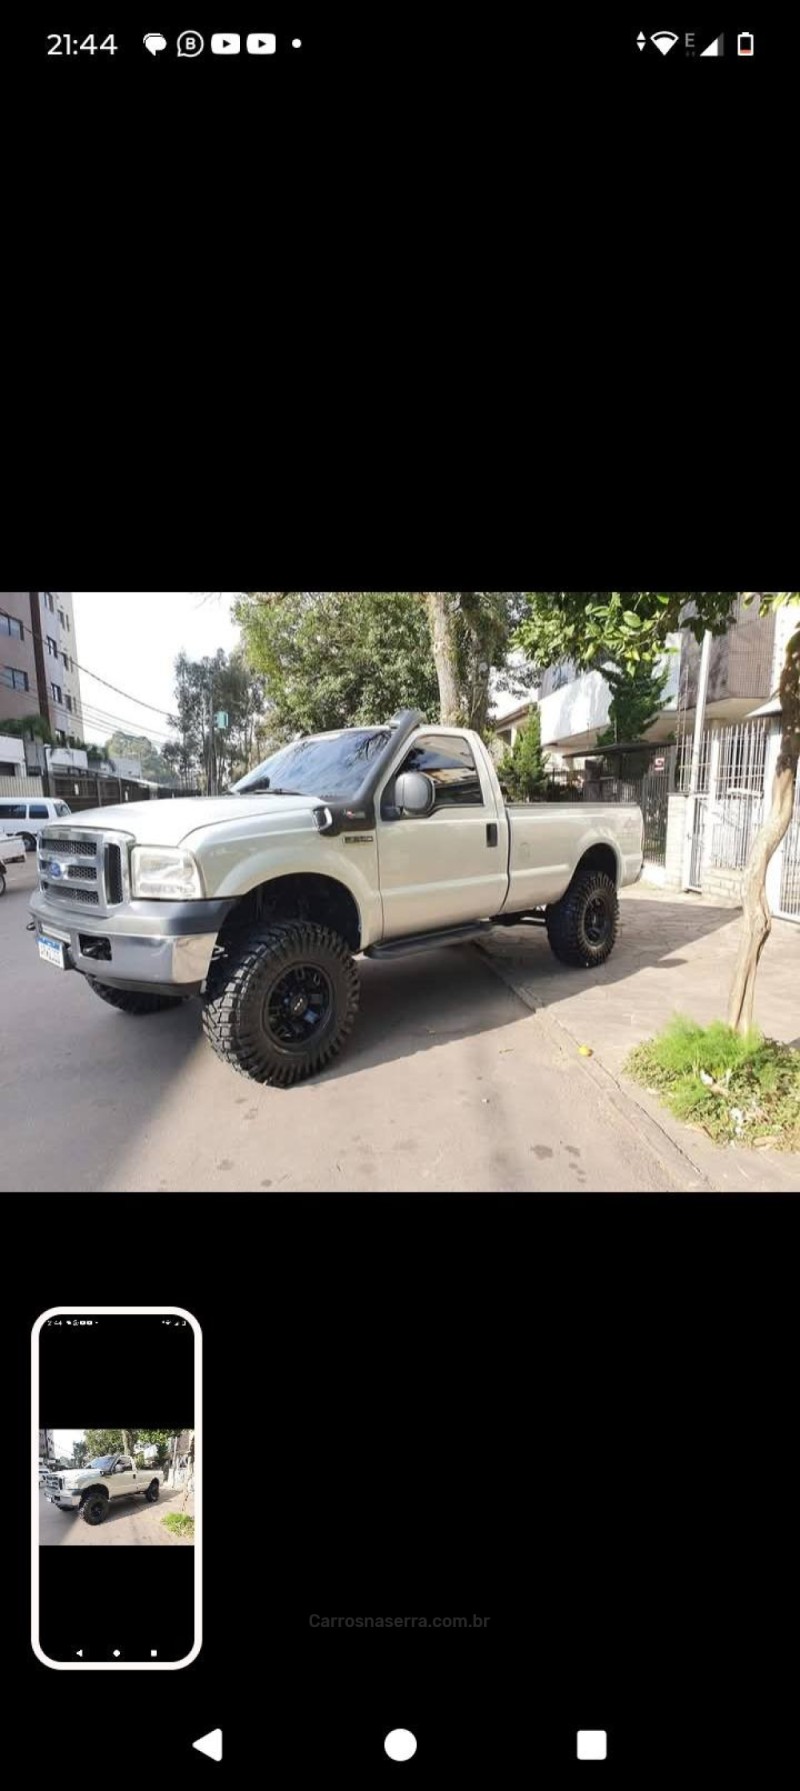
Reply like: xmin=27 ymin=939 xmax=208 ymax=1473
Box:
xmin=80 ymin=1492 xmax=109 ymax=1525
xmin=86 ymin=978 xmax=186 ymax=1015
xmin=202 ymin=920 xmax=360 ymax=1086
xmin=545 ymin=868 xmax=619 ymax=968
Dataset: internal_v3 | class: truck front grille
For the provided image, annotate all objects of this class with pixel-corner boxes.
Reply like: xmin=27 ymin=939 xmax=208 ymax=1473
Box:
xmin=37 ymin=828 xmax=130 ymax=913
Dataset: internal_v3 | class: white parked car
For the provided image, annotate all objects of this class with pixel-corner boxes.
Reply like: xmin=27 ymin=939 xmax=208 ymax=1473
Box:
xmin=0 ymin=796 xmax=72 ymax=851
xmin=42 ymin=1453 xmax=162 ymax=1525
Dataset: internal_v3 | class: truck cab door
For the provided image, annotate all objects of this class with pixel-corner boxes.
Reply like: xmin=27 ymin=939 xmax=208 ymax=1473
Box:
xmin=112 ymin=1458 xmax=135 ymax=1495
xmin=376 ymin=732 xmax=509 ymax=938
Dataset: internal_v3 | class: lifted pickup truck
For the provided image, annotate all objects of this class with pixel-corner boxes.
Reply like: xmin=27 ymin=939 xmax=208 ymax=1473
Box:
xmin=42 ymin=1454 xmax=162 ymax=1525
xmin=29 ymin=710 xmax=643 ymax=1086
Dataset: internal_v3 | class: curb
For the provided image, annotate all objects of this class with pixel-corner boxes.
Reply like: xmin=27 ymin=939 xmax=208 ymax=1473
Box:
xmin=474 ymin=943 xmax=717 ymax=1193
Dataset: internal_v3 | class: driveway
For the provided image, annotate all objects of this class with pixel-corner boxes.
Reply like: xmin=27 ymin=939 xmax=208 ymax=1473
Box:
xmin=2 ymin=862 xmax=699 ymax=1193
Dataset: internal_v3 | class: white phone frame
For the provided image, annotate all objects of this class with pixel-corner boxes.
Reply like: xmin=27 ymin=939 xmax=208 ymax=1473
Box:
xmin=31 ymin=1305 xmax=202 ymax=1670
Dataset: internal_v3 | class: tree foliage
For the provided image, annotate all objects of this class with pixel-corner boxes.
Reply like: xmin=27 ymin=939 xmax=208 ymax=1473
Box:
xmin=596 ymin=659 xmax=671 ymax=746
xmin=496 ymin=708 xmax=549 ymax=800
xmin=167 ymin=647 xmax=266 ymax=788
xmin=102 ymin=731 xmax=171 ymax=782
xmin=235 ymin=592 xmax=440 ymax=734
xmin=515 ymin=591 xmax=740 ymax=671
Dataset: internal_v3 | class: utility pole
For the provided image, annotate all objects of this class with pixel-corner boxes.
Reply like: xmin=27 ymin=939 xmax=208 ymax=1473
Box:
xmin=682 ymin=628 xmax=713 ymax=889
xmin=207 ymin=675 xmax=215 ymax=796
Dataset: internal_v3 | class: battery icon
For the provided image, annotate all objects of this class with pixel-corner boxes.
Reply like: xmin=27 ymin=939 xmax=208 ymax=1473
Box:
xmin=737 ymin=32 xmax=754 ymax=56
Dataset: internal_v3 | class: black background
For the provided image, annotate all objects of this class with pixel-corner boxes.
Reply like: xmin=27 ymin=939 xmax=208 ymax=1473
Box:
xmin=5 ymin=2 xmax=799 ymax=1781
xmin=38 ymin=1314 xmax=195 ymax=1662
xmin=15 ymin=1193 xmax=799 ymax=1779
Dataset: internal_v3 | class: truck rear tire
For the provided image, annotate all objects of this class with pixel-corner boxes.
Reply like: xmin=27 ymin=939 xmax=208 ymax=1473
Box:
xmin=86 ymin=978 xmax=186 ymax=1015
xmin=545 ymin=868 xmax=619 ymax=968
xmin=145 ymin=1480 xmax=160 ymax=1502
xmin=0 ymin=869 xmax=5 ymax=897
xmin=202 ymin=920 xmax=360 ymax=1086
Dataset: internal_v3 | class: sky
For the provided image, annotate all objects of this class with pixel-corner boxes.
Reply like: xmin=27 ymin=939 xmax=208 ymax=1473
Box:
xmin=53 ymin=1430 xmax=85 ymax=1458
xmin=72 ymin=593 xmax=241 ymax=747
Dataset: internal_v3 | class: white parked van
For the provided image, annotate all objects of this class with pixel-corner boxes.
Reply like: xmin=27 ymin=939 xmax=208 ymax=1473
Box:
xmin=0 ymin=796 xmax=72 ymax=850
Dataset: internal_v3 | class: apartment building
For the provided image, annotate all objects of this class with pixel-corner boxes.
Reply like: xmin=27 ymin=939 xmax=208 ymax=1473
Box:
xmin=0 ymin=591 xmax=84 ymax=744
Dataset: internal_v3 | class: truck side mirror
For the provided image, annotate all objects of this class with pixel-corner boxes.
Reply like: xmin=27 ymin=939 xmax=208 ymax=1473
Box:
xmin=394 ymin=771 xmax=435 ymax=817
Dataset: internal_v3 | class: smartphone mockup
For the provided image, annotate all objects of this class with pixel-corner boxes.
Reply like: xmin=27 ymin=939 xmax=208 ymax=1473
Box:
xmin=32 ymin=1306 xmax=201 ymax=1669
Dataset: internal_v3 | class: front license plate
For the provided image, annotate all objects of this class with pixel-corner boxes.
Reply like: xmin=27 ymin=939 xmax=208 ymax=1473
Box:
xmin=38 ymin=934 xmax=67 ymax=970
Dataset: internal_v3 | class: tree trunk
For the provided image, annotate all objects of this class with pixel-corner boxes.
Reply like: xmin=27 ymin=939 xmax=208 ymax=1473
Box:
xmin=424 ymin=592 xmax=461 ymax=724
xmin=727 ymin=625 xmax=800 ymax=1034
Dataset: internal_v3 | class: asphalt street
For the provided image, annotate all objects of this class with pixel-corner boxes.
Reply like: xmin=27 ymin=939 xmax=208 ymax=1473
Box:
xmin=2 ymin=861 xmax=694 ymax=1193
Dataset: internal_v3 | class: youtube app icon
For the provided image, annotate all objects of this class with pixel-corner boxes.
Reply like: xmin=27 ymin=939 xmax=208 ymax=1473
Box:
xmin=211 ymin=33 xmax=240 ymax=55
xmin=247 ymin=33 xmax=276 ymax=55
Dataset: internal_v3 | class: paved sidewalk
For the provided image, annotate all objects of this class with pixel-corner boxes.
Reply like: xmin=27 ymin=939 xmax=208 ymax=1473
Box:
xmin=478 ymin=884 xmax=800 ymax=1193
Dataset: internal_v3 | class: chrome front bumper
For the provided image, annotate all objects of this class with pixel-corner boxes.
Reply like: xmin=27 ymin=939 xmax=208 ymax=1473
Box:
xmin=29 ymin=890 xmax=234 ymax=994
xmin=47 ymin=1491 xmax=81 ymax=1508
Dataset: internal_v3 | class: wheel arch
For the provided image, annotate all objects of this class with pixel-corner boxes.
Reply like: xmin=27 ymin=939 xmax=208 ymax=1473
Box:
xmin=219 ymin=872 xmax=363 ymax=953
xmin=571 ymin=841 xmax=620 ymax=889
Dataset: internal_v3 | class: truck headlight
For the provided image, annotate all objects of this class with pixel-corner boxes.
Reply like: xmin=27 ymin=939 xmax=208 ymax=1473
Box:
xmin=131 ymin=847 xmax=205 ymax=900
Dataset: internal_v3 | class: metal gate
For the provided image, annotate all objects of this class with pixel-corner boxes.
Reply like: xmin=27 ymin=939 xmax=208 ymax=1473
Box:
xmin=639 ymin=752 xmax=673 ymax=868
xmin=777 ymin=771 xmax=800 ymax=919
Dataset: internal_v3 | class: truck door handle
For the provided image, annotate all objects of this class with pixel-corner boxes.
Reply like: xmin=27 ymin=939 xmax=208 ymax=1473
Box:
xmin=486 ymin=823 xmax=498 ymax=847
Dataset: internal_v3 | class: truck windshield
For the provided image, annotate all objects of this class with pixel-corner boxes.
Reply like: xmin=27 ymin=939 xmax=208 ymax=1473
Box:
xmin=86 ymin=1456 xmax=116 ymax=1471
xmin=232 ymin=729 xmax=393 ymax=800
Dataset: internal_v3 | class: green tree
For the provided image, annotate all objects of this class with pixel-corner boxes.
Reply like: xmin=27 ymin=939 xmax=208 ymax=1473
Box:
xmin=168 ymin=648 xmax=266 ymax=790
xmin=497 ymin=708 xmax=549 ymax=800
xmin=234 ymin=593 xmax=440 ymax=735
xmin=102 ymin=731 xmax=172 ymax=784
xmin=596 ymin=658 xmax=671 ymax=746
xmin=516 ymin=592 xmax=800 ymax=1034
xmin=1 ymin=712 xmax=52 ymax=744
xmin=422 ymin=592 xmax=531 ymax=735
xmin=70 ymin=1439 xmax=88 ymax=1467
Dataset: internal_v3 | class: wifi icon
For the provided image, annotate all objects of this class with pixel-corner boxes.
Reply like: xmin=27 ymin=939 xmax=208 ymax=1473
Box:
xmin=651 ymin=30 xmax=679 ymax=56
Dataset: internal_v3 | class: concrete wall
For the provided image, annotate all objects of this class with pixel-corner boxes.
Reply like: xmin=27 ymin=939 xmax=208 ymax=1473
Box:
xmin=0 ymin=733 xmax=26 ymax=776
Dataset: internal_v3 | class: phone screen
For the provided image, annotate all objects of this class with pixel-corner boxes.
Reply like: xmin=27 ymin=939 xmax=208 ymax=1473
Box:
xmin=32 ymin=1308 xmax=200 ymax=1669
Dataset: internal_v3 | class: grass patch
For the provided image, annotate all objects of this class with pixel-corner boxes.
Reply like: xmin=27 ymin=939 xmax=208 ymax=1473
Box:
xmin=625 ymin=1017 xmax=800 ymax=1151
xmin=161 ymin=1512 xmax=195 ymax=1538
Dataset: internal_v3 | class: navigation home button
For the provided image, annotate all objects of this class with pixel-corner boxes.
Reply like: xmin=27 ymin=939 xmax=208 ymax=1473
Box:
xmin=193 ymin=1730 xmax=223 ymax=1763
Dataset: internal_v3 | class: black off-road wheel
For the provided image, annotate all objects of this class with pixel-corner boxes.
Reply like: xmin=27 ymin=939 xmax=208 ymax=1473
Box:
xmin=545 ymin=868 xmax=619 ymax=968
xmin=145 ymin=1480 xmax=160 ymax=1502
xmin=80 ymin=1492 xmax=109 ymax=1526
xmin=0 ymin=869 xmax=6 ymax=897
xmin=202 ymin=921 xmax=360 ymax=1087
xmin=86 ymin=978 xmax=185 ymax=1015
xmin=22 ymin=833 xmax=36 ymax=852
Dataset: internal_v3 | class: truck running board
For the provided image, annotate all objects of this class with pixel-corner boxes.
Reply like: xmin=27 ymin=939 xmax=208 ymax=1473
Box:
xmin=365 ymin=920 xmax=495 ymax=959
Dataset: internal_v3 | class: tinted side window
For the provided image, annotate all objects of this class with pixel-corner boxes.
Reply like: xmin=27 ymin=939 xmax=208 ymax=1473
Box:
xmin=394 ymin=734 xmax=484 ymax=809
xmin=0 ymin=802 xmax=27 ymax=820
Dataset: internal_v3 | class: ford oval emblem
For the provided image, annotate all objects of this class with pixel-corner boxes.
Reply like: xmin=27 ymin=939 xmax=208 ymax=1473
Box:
xmin=49 ymin=861 xmax=63 ymax=879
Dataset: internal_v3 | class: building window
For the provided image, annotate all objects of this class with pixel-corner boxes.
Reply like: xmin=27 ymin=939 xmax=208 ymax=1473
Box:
xmin=44 ymin=592 xmax=55 ymax=613
xmin=0 ymin=613 xmax=24 ymax=641
xmin=58 ymin=609 xmax=67 ymax=630
xmin=55 ymin=729 xmax=67 ymax=745
xmin=66 ymin=614 xmax=71 ymax=631
xmin=61 ymin=649 xmax=69 ymax=668
xmin=2 ymin=666 xmax=29 ymax=692
xmin=65 ymin=694 xmax=74 ymax=713
xmin=47 ymin=635 xmax=58 ymax=656
xmin=51 ymin=681 xmax=63 ymax=703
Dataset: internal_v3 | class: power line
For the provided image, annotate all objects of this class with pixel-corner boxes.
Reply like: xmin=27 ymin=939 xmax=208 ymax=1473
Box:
xmin=1 ymin=598 xmax=176 ymax=719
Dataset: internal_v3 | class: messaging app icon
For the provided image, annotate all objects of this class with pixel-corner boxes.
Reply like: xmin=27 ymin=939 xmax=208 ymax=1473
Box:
xmin=176 ymin=31 xmax=205 ymax=57
xmin=143 ymin=33 xmax=167 ymax=57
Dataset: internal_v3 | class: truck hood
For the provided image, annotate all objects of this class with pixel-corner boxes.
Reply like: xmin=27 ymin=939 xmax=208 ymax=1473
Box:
xmin=48 ymin=795 xmax=319 ymax=848
xmin=53 ymin=1470 xmax=92 ymax=1487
